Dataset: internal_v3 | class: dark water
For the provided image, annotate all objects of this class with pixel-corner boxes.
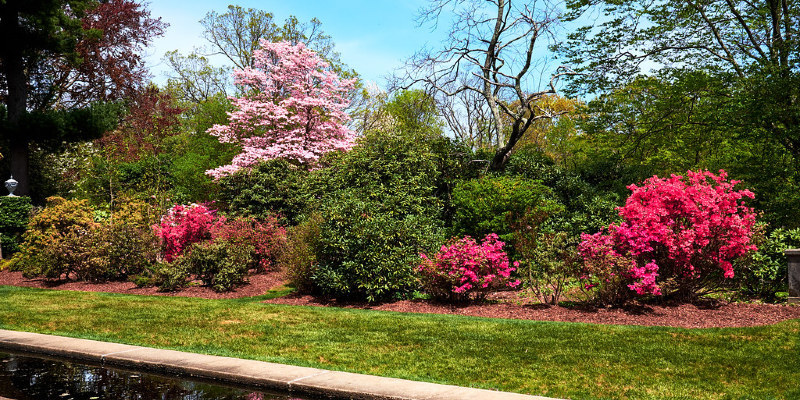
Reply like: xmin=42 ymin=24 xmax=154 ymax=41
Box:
xmin=0 ymin=351 xmax=310 ymax=400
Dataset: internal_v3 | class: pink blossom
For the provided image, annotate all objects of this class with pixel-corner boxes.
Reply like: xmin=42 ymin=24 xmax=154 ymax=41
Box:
xmin=207 ymin=40 xmax=356 ymax=178
xmin=417 ymin=233 xmax=519 ymax=300
xmin=153 ymin=203 xmax=219 ymax=262
xmin=578 ymin=170 xmax=757 ymax=299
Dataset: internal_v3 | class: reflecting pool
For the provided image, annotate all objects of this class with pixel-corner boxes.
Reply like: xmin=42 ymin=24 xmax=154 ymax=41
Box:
xmin=0 ymin=351 xmax=312 ymax=400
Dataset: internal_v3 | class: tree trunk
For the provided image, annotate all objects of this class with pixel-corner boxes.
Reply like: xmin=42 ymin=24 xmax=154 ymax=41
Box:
xmin=0 ymin=4 xmax=30 ymax=196
xmin=488 ymin=121 xmax=524 ymax=171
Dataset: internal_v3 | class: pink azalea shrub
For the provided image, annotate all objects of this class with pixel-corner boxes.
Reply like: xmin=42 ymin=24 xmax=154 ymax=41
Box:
xmin=578 ymin=170 xmax=757 ymax=302
xmin=153 ymin=203 xmax=218 ymax=262
xmin=210 ymin=216 xmax=288 ymax=271
xmin=417 ymin=233 xmax=520 ymax=301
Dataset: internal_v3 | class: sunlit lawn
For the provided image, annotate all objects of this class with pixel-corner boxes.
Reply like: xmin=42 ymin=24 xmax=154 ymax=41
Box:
xmin=0 ymin=285 xmax=797 ymax=400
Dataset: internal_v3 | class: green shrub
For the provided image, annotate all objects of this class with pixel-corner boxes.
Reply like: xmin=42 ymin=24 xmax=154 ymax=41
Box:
xmin=0 ymin=196 xmax=32 ymax=257
xmin=296 ymin=131 xmax=458 ymax=302
xmin=210 ymin=215 xmax=287 ymax=272
xmin=11 ymin=197 xmax=99 ymax=279
xmin=503 ymin=148 xmax=620 ymax=236
xmin=280 ymin=213 xmax=324 ymax=292
xmin=179 ymin=240 xmax=254 ymax=292
xmin=451 ymin=175 xmax=563 ymax=242
xmin=735 ymin=225 xmax=800 ymax=301
xmin=514 ymin=228 xmax=580 ymax=305
xmin=308 ymin=131 xmax=445 ymax=215
xmin=217 ymin=159 xmax=310 ymax=225
xmin=312 ymin=191 xmax=444 ymax=302
xmin=11 ymin=197 xmax=159 ymax=281
xmin=150 ymin=262 xmax=190 ymax=292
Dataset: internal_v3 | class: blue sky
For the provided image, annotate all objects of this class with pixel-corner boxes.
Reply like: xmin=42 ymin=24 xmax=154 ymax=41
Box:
xmin=144 ymin=0 xmax=444 ymax=87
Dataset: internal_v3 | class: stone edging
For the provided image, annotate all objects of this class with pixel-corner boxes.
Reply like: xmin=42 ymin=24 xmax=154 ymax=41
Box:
xmin=0 ymin=329 xmax=563 ymax=400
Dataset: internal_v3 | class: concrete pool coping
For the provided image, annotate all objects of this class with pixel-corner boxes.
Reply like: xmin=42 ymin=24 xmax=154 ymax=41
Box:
xmin=0 ymin=329 xmax=562 ymax=400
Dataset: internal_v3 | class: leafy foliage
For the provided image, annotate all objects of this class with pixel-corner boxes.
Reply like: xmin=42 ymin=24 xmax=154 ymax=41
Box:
xmin=311 ymin=189 xmax=444 ymax=302
xmin=79 ymin=91 xmax=236 ymax=205
xmin=451 ymin=175 xmax=562 ymax=243
xmin=173 ymin=239 xmax=253 ymax=292
xmin=560 ymin=1 xmax=800 ymax=230
xmin=503 ymin=147 xmax=620 ymax=236
xmin=217 ymin=159 xmax=310 ymax=225
xmin=0 ymin=196 xmax=32 ymax=256
xmin=300 ymin=131 xmax=455 ymax=302
xmin=35 ymin=0 xmax=167 ymax=109
xmin=279 ymin=212 xmax=323 ymax=292
xmin=209 ymin=215 xmax=287 ymax=272
xmin=0 ymin=0 xmax=164 ymax=197
xmin=10 ymin=197 xmax=158 ymax=281
xmin=735 ymin=226 xmax=800 ymax=301
xmin=148 ymin=207 xmax=286 ymax=292
xmin=514 ymin=228 xmax=580 ymax=306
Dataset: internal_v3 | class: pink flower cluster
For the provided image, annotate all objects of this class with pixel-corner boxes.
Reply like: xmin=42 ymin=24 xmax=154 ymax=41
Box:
xmin=579 ymin=170 xmax=757 ymax=298
xmin=207 ymin=40 xmax=356 ymax=178
xmin=154 ymin=205 xmax=288 ymax=269
xmin=153 ymin=203 xmax=217 ymax=262
xmin=418 ymin=233 xmax=520 ymax=300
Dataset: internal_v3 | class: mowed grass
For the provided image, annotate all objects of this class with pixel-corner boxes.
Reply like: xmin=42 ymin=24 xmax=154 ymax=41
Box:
xmin=0 ymin=285 xmax=797 ymax=400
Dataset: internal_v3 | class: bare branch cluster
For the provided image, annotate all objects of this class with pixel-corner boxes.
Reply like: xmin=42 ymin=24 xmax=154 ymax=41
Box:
xmin=402 ymin=0 xmax=574 ymax=170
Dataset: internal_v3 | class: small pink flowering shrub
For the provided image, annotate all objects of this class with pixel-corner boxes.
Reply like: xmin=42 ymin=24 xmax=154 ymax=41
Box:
xmin=417 ymin=233 xmax=520 ymax=302
xmin=578 ymin=170 xmax=757 ymax=303
xmin=153 ymin=203 xmax=218 ymax=262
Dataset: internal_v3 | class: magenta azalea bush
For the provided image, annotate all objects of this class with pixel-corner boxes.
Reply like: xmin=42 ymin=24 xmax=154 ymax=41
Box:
xmin=417 ymin=233 xmax=520 ymax=301
xmin=153 ymin=203 xmax=218 ymax=262
xmin=578 ymin=170 xmax=757 ymax=302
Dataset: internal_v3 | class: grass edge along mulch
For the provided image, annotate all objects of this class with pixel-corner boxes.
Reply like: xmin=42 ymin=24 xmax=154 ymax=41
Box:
xmin=0 ymin=285 xmax=798 ymax=400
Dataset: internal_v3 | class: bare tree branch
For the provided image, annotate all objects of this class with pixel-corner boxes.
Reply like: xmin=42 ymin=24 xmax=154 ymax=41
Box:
xmin=401 ymin=0 xmax=574 ymax=170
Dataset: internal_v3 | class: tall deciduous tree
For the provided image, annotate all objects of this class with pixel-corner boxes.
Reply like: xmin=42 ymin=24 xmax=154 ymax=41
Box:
xmin=562 ymin=0 xmax=799 ymax=159
xmin=206 ymin=41 xmax=356 ymax=179
xmin=0 ymin=0 xmax=164 ymax=196
xmin=164 ymin=50 xmax=231 ymax=105
xmin=406 ymin=0 xmax=573 ymax=170
xmin=201 ymin=6 xmax=341 ymax=70
xmin=562 ymin=0 xmax=799 ymax=93
xmin=1 ymin=0 xmax=88 ymax=195
xmin=561 ymin=0 xmax=800 ymax=227
xmin=33 ymin=0 xmax=166 ymax=110
xmin=166 ymin=5 xmax=356 ymax=105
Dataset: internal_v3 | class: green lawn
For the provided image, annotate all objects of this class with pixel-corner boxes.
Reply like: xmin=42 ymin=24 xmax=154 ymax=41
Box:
xmin=0 ymin=285 xmax=797 ymax=400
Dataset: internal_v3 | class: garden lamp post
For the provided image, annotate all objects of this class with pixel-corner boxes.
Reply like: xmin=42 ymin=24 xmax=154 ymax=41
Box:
xmin=5 ymin=176 xmax=18 ymax=197
xmin=785 ymin=249 xmax=800 ymax=304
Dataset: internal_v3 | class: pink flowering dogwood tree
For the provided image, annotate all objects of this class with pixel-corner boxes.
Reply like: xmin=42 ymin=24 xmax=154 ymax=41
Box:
xmin=206 ymin=40 xmax=356 ymax=178
xmin=578 ymin=170 xmax=757 ymax=302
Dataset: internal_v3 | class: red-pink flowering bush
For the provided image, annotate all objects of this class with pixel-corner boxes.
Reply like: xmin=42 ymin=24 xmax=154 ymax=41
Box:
xmin=153 ymin=203 xmax=218 ymax=262
xmin=578 ymin=170 xmax=757 ymax=302
xmin=417 ymin=233 xmax=520 ymax=302
xmin=210 ymin=216 xmax=288 ymax=271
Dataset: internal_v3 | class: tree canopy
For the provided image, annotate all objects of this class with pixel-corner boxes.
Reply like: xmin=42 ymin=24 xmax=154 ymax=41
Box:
xmin=0 ymin=0 xmax=164 ymax=196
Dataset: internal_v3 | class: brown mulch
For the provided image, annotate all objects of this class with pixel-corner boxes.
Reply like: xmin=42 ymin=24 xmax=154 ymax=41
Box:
xmin=0 ymin=268 xmax=286 ymax=300
xmin=264 ymin=292 xmax=800 ymax=329
xmin=1 ymin=268 xmax=798 ymax=328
